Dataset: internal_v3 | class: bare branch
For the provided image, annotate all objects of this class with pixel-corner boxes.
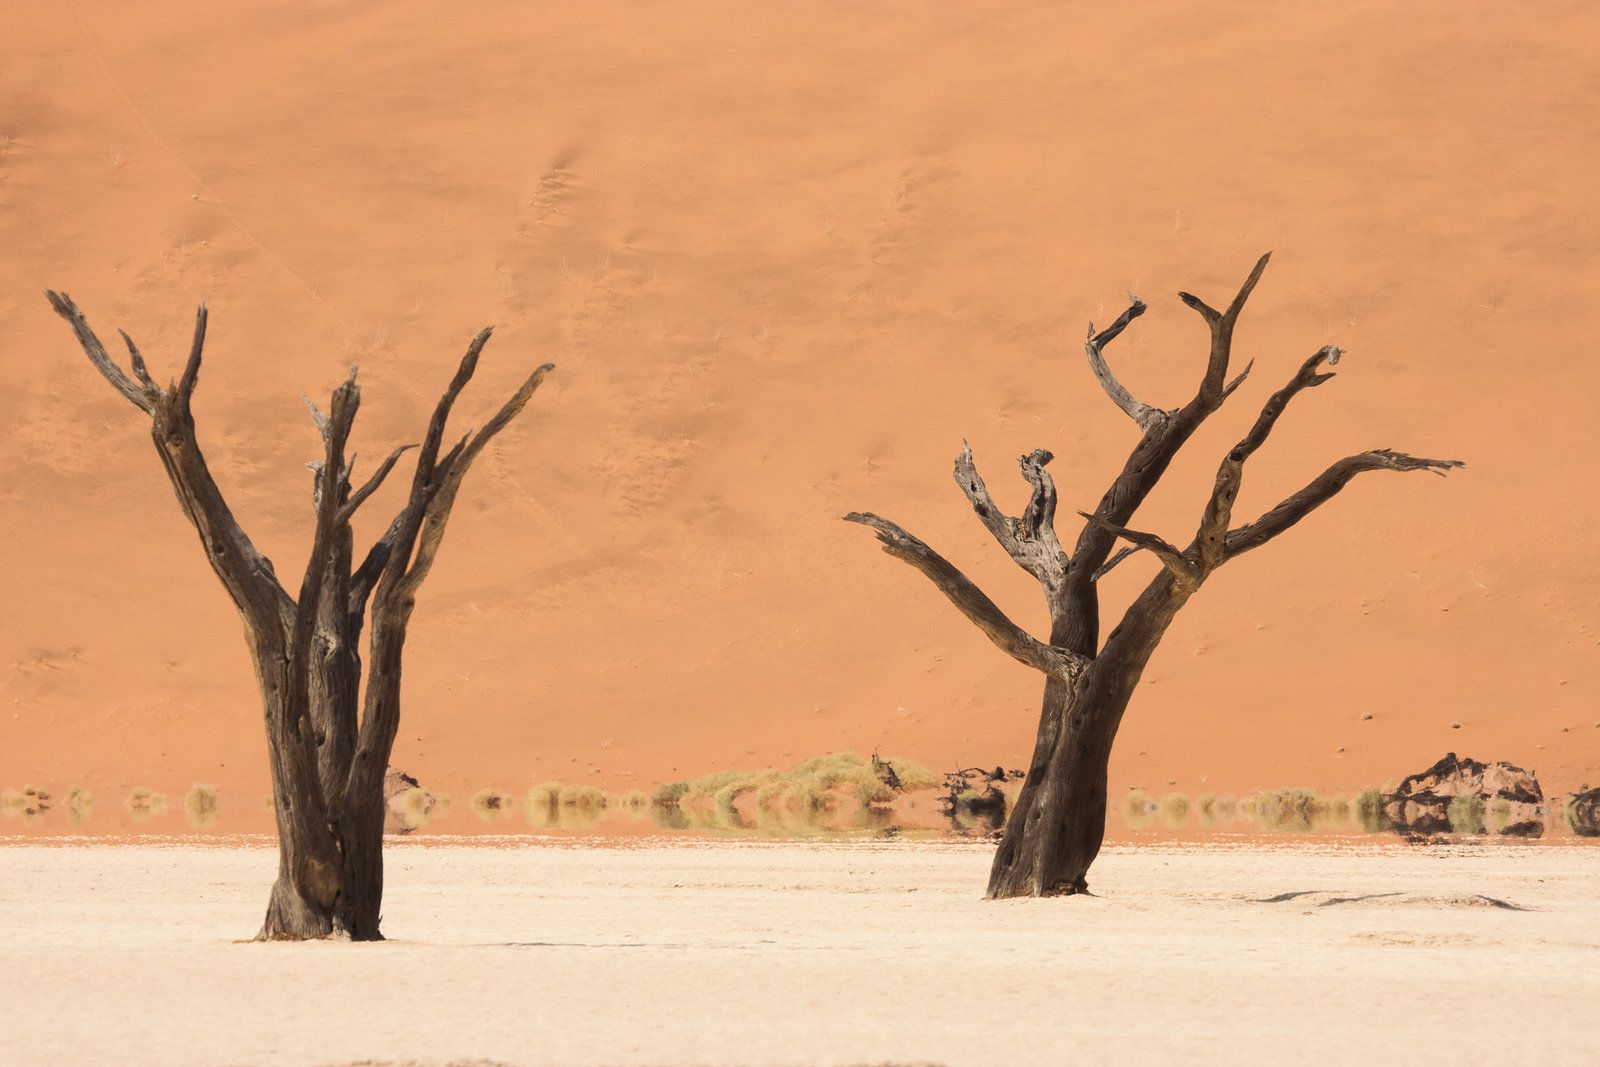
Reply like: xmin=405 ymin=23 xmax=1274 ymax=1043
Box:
xmin=175 ymin=304 xmax=208 ymax=418
xmin=954 ymin=440 xmax=1023 ymax=554
xmin=1197 ymin=345 xmax=1342 ymax=568
xmin=952 ymin=443 xmax=1069 ymax=590
xmin=48 ymin=295 xmax=295 ymax=638
xmin=1090 ymin=544 xmax=1141 ymax=582
xmin=843 ymin=511 xmax=1088 ymax=683
xmin=1077 ymin=511 xmax=1197 ymax=583
xmin=1223 ymin=449 xmax=1464 ymax=561
xmin=1084 ymin=296 xmax=1163 ymax=431
xmin=302 ymin=396 xmax=331 ymax=441
xmin=399 ymin=363 xmax=555 ymax=599
xmin=1180 ymin=252 xmax=1271 ymax=404
xmin=1062 ymin=255 xmax=1278 ymax=635
xmin=45 ymin=291 xmax=154 ymax=414
xmin=1219 ymin=359 xmax=1254 ymax=402
xmin=118 ymin=330 xmax=157 ymax=392
xmin=362 ymin=327 xmax=500 ymax=599
xmin=338 ymin=444 xmax=418 ymax=525
xmin=1016 ymin=449 xmax=1060 ymax=547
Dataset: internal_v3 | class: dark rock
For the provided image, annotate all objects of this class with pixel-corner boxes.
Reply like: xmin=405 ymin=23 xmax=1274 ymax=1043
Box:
xmin=1383 ymin=753 xmax=1544 ymax=837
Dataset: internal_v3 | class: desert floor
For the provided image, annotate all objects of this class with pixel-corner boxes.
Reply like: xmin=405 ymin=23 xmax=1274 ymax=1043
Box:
xmin=2 ymin=839 xmax=1595 ymax=1066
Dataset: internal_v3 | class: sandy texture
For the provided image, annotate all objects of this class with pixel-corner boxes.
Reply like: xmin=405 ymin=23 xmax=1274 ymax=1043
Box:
xmin=4 ymin=1 xmax=1599 ymax=813
xmin=1 ymin=839 xmax=1596 ymax=1066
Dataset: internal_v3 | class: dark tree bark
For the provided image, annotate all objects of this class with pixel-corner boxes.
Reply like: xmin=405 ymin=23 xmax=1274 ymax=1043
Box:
xmin=47 ymin=292 xmax=552 ymax=938
xmin=846 ymin=255 xmax=1462 ymax=898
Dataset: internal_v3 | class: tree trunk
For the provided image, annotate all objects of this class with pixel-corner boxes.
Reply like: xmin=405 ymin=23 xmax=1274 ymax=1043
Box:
xmin=986 ymin=678 xmax=1105 ymax=896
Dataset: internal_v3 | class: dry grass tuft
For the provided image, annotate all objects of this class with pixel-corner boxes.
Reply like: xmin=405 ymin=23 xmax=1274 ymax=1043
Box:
xmin=398 ymin=787 xmax=435 ymax=830
xmin=1253 ymin=789 xmax=1318 ymax=833
xmin=1491 ymin=796 xmax=1513 ymax=832
xmin=471 ymin=788 xmax=513 ymax=822
xmin=525 ymin=781 xmax=563 ymax=828
xmin=1161 ymin=792 xmax=1190 ymax=829
xmin=1317 ymin=793 xmax=1352 ymax=828
xmin=128 ymin=787 xmax=168 ymax=823
xmin=1123 ymin=788 xmax=1152 ymax=830
xmin=2 ymin=786 xmax=51 ymax=823
xmin=65 ymin=785 xmax=93 ymax=827
xmin=183 ymin=783 xmax=220 ymax=829
xmin=559 ymin=784 xmax=608 ymax=813
xmin=611 ymin=789 xmax=651 ymax=820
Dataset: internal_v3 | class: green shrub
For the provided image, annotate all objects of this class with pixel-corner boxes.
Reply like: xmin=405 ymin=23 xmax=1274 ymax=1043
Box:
xmin=1447 ymin=793 xmax=1487 ymax=835
xmin=1354 ymin=788 xmax=1389 ymax=833
xmin=653 ymin=781 xmax=689 ymax=807
xmin=1490 ymin=796 xmax=1513 ymax=831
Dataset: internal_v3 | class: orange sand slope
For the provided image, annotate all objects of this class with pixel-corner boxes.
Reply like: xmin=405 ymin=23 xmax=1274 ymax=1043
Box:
xmin=3 ymin=1 xmax=1598 ymax=813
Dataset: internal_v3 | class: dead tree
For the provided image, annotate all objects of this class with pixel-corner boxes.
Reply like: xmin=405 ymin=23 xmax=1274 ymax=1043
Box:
xmin=47 ymin=292 xmax=552 ymax=938
xmin=845 ymin=255 xmax=1461 ymax=898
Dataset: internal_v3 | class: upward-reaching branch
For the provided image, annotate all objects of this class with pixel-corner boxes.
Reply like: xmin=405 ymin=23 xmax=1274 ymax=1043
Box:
xmin=1196 ymin=345 xmax=1340 ymax=569
xmin=1084 ymin=296 xmax=1164 ymax=431
xmin=953 ymin=443 xmax=1068 ymax=592
xmin=1061 ymin=255 xmax=1276 ymax=652
xmin=397 ymin=362 xmax=555 ymax=600
xmin=46 ymin=292 xmax=294 ymax=636
xmin=1179 ymin=251 xmax=1270 ymax=405
xmin=44 ymin=291 xmax=155 ymax=414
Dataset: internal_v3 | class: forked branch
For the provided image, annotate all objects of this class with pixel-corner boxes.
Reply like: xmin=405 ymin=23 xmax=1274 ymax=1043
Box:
xmin=1084 ymin=296 xmax=1163 ymax=431
xmin=398 ymin=362 xmax=555 ymax=599
xmin=843 ymin=511 xmax=1088 ymax=683
xmin=953 ymin=442 xmax=1068 ymax=589
xmin=45 ymin=291 xmax=155 ymax=414
xmin=1179 ymin=251 xmax=1271 ymax=405
xmin=1077 ymin=511 xmax=1197 ymax=584
xmin=47 ymin=291 xmax=294 ymax=635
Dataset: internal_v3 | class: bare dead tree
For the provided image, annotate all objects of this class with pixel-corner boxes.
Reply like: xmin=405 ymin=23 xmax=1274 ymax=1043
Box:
xmin=48 ymin=292 xmax=553 ymax=939
xmin=845 ymin=256 xmax=1462 ymax=898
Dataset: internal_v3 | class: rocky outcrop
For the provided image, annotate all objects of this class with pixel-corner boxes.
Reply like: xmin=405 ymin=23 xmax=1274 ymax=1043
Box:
xmin=1564 ymin=787 xmax=1600 ymax=836
xmin=384 ymin=769 xmax=437 ymax=834
xmin=1383 ymin=753 xmax=1544 ymax=838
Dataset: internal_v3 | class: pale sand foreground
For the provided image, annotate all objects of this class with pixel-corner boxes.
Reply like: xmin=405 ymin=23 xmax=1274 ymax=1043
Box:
xmin=2 ymin=840 xmax=1596 ymax=1066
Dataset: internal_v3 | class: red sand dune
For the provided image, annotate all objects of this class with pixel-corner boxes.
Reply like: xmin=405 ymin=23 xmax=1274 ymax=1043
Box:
xmin=3 ymin=0 xmax=1598 ymax=830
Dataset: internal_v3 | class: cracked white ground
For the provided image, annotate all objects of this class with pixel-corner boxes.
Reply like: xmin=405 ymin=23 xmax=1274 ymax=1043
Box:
xmin=2 ymin=839 xmax=1595 ymax=1066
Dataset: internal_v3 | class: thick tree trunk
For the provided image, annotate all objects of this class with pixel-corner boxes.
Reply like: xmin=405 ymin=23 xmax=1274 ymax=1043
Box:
xmin=986 ymin=678 xmax=1107 ymax=896
xmin=988 ymin=576 xmax=1191 ymax=897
